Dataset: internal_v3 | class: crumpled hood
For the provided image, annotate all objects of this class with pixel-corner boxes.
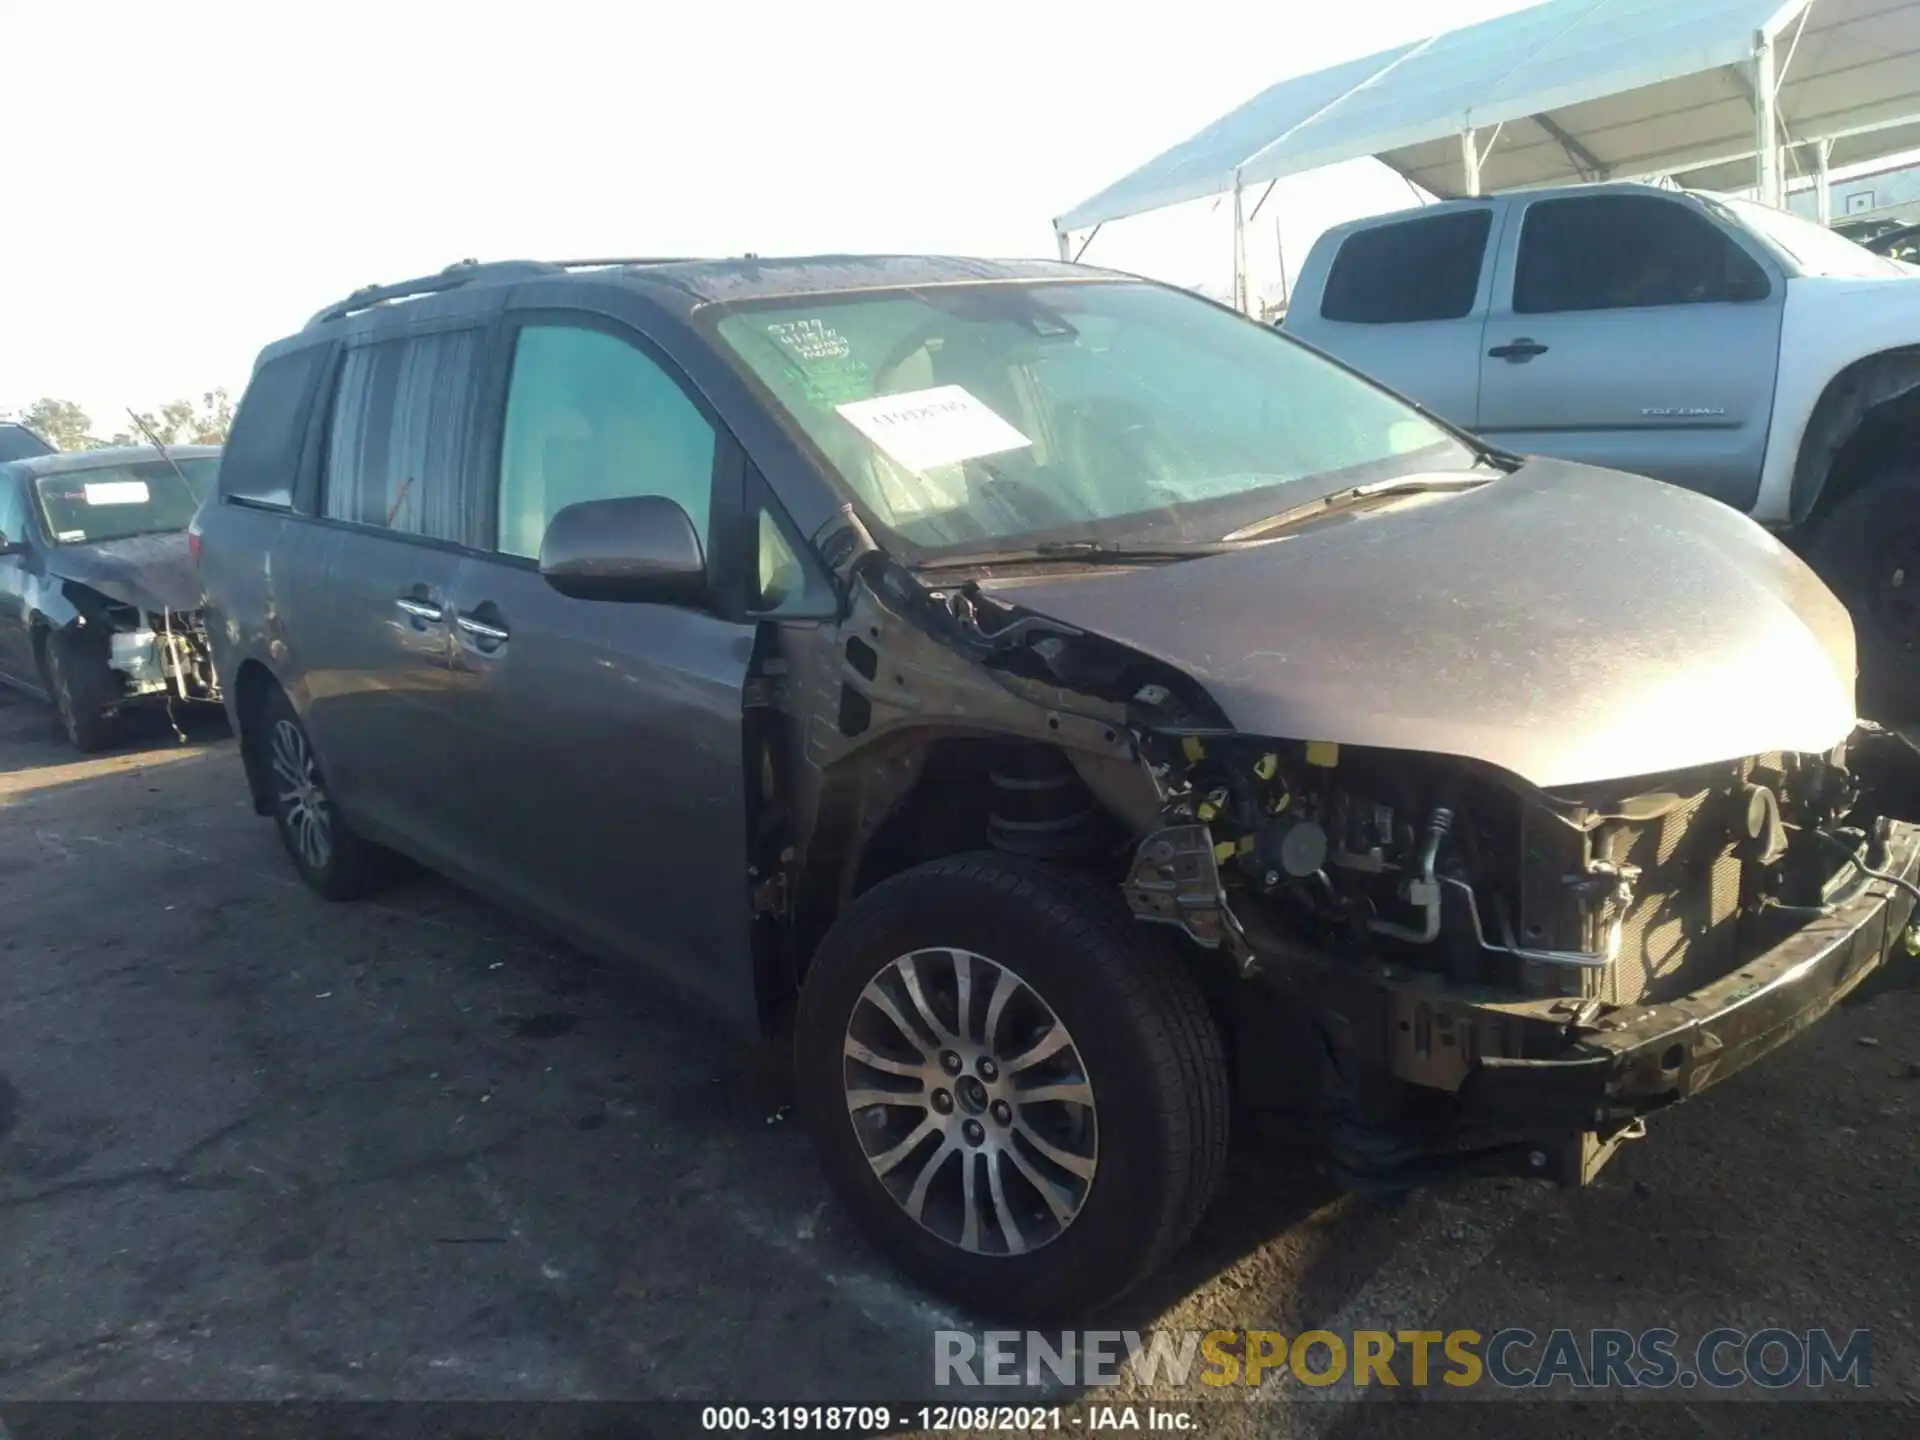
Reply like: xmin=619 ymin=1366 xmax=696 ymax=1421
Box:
xmin=983 ymin=459 xmax=1857 ymax=789
xmin=49 ymin=532 xmax=202 ymax=613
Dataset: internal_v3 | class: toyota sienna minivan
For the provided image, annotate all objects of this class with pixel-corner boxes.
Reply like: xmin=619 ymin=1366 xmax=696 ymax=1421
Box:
xmin=196 ymin=254 xmax=1920 ymax=1317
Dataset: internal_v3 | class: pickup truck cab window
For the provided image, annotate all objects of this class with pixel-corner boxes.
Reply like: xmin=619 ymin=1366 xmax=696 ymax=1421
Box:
xmin=1514 ymin=194 xmax=1769 ymax=313
xmin=1322 ymin=208 xmax=1493 ymax=324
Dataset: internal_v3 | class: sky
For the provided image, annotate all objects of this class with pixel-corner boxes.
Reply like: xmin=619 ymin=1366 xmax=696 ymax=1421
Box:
xmin=0 ymin=0 xmax=1541 ymax=425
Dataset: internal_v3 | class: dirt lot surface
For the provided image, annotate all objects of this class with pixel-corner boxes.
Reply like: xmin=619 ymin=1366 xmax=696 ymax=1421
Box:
xmin=2 ymin=688 xmax=1917 ymax=1436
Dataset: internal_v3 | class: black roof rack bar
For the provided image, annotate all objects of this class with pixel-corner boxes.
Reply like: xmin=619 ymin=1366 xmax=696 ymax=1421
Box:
xmin=304 ymin=257 xmax=722 ymax=328
xmin=304 ymin=259 xmax=560 ymax=328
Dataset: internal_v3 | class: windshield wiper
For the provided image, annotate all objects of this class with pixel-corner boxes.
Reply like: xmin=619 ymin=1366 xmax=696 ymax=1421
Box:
xmin=1223 ymin=473 xmax=1495 ymax=542
xmin=914 ymin=538 xmax=1248 ymax=572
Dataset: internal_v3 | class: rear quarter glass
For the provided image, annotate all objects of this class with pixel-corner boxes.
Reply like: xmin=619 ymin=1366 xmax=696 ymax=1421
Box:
xmin=222 ymin=346 xmax=329 ymax=509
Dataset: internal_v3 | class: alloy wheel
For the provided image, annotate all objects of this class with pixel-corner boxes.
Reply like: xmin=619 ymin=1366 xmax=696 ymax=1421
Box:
xmin=841 ymin=947 xmax=1098 ymax=1256
xmin=270 ymin=718 xmax=333 ymax=871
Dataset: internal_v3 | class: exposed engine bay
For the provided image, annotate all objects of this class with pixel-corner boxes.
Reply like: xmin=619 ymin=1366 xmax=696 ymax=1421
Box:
xmin=97 ymin=601 xmax=221 ymax=707
xmin=1114 ymin=719 xmax=1920 ymax=1182
xmin=1128 ymin=729 xmax=1886 ymax=1005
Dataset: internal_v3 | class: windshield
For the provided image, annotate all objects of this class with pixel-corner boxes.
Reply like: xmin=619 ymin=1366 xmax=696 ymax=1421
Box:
xmin=712 ymin=281 xmax=1476 ymax=559
xmin=1708 ymin=196 xmax=1912 ymax=279
xmin=33 ymin=457 xmax=217 ymax=545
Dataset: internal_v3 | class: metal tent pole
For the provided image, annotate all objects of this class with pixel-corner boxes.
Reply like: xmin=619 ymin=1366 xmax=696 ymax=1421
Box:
xmin=1461 ymin=128 xmax=1482 ymax=196
xmin=1753 ymin=29 xmax=1783 ymax=207
xmin=1231 ymin=173 xmax=1249 ymax=315
xmin=1814 ymin=137 xmax=1833 ymax=225
xmin=1055 ymin=229 xmax=1071 ymax=262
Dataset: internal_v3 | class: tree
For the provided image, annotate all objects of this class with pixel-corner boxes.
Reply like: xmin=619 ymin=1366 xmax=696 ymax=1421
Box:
xmin=114 ymin=388 xmax=235 ymax=447
xmin=190 ymin=387 xmax=235 ymax=443
xmin=15 ymin=397 xmax=95 ymax=452
xmin=5 ymin=387 xmax=236 ymax=451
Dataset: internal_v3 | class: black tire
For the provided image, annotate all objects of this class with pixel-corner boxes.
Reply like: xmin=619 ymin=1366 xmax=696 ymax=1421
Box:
xmin=43 ymin=630 xmax=118 ymax=753
xmin=255 ymin=685 xmax=402 ymax=901
xmin=795 ymin=852 xmax=1228 ymax=1318
xmin=1807 ymin=470 xmax=1920 ymax=718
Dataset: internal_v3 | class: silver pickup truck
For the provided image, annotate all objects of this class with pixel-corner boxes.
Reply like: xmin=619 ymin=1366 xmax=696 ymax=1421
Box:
xmin=1285 ymin=182 xmax=1920 ymax=706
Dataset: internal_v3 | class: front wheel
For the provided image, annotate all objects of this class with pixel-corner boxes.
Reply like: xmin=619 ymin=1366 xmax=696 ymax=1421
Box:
xmin=256 ymin=686 xmax=403 ymax=900
xmin=44 ymin=631 xmax=117 ymax=753
xmin=795 ymin=853 xmax=1228 ymax=1318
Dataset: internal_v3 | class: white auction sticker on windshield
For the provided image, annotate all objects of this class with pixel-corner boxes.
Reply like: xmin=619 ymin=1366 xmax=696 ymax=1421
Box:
xmin=83 ymin=480 xmax=150 ymax=506
xmin=835 ymin=385 xmax=1031 ymax=472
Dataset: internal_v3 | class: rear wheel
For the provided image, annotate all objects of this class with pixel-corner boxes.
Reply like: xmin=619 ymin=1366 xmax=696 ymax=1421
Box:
xmin=43 ymin=631 xmax=118 ymax=753
xmin=795 ymin=853 xmax=1228 ymax=1318
xmin=1807 ymin=470 xmax=1920 ymax=718
xmin=257 ymin=686 xmax=402 ymax=900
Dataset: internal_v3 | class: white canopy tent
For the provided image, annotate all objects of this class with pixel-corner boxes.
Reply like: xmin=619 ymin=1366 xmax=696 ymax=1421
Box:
xmin=1055 ymin=0 xmax=1920 ymax=311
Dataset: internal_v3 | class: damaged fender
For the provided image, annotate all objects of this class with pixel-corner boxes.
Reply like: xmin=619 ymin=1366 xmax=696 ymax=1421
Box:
xmin=22 ymin=537 xmax=220 ymax=703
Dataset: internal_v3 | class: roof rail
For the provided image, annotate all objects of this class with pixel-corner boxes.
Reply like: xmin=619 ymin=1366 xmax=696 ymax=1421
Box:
xmin=304 ymin=259 xmax=560 ymax=328
xmin=548 ymin=257 xmax=708 ymax=270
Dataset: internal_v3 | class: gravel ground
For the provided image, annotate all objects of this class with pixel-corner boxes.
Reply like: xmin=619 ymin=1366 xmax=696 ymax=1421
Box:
xmin=0 ymin=687 xmax=1915 ymax=1436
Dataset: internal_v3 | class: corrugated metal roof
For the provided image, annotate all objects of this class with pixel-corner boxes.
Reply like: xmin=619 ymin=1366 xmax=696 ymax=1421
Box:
xmin=1057 ymin=0 xmax=1920 ymax=230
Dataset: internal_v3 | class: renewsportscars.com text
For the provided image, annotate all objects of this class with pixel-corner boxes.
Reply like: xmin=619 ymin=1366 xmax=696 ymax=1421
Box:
xmin=935 ymin=1327 xmax=1873 ymax=1391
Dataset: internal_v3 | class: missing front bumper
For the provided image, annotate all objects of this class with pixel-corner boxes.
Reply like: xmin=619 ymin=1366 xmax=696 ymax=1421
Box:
xmin=1459 ymin=821 xmax=1919 ymax=1131
xmin=1297 ymin=821 xmax=1919 ymax=1186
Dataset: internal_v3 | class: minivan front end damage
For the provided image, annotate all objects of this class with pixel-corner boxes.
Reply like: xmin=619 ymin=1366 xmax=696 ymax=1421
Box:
xmin=765 ymin=524 xmax=1920 ymax=1193
xmin=1121 ymin=720 xmax=1920 ymax=1184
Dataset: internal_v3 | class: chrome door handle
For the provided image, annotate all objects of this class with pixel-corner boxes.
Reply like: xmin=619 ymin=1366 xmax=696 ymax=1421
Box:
xmin=395 ymin=596 xmax=444 ymax=623
xmin=455 ymin=613 xmax=510 ymax=644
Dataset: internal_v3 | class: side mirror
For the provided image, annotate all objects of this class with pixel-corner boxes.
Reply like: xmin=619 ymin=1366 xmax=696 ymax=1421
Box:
xmin=538 ymin=494 xmax=707 ymax=604
xmin=0 ymin=534 xmax=21 ymax=557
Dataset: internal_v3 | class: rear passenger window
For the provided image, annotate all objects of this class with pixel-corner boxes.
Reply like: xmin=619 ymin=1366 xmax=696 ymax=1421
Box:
xmin=1514 ymin=196 xmax=1770 ymax=313
xmin=322 ymin=329 xmax=485 ymax=546
xmin=221 ymin=346 xmax=327 ymax=510
xmin=1321 ymin=210 xmax=1492 ymax=324
xmin=495 ymin=325 xmax=717 ymax=561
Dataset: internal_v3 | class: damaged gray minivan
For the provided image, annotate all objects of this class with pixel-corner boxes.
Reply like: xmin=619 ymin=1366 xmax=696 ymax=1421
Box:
xmin=196 ymin=255 xmax=1920 ymax=1317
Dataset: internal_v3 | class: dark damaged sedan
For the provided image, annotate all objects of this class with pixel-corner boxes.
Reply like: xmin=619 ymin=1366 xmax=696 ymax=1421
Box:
xmin=0 ymin=445 xmax=223 ymax=750
xmin=197 ymin=256 xmax=1920 ymax=1317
